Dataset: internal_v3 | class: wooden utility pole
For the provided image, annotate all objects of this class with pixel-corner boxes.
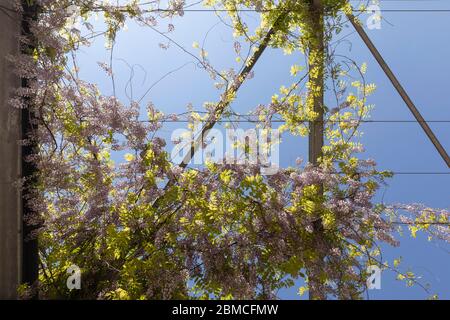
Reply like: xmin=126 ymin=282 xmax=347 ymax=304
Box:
xmin=307 ymin=0 xmax=326 ymax=300
xmin=0 ymin=0 xmax=22 ymax=299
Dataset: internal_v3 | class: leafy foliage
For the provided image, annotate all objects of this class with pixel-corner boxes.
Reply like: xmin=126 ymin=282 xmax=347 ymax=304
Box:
xmin=12 ymin=0 xmax=449 ymax=299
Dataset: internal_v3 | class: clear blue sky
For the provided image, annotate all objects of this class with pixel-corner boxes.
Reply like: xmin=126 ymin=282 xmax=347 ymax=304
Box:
xmin=75 ymin=0 xmax=449 ymax=299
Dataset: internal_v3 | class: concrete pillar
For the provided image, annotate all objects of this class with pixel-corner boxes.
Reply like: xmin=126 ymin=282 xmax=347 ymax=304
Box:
xmin=0 ymin=1 xmax=22 ymax=299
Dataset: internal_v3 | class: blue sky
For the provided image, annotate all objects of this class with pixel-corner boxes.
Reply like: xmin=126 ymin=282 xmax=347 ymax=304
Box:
xmin=75 ymin=0 xmax=449 ymax=299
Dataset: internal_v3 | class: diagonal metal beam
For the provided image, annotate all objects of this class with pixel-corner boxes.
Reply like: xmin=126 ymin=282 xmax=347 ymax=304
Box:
xmin=150 ymin=12 xmax=288 ymax=209
xmin=346 ymin=13 xmax=450 ymax=168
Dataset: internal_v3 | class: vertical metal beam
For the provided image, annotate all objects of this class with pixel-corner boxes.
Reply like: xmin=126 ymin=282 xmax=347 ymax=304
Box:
xmin=0 ymin=0 xmax=22 ymax=299
xmin=21 ymin=0 xmax=39 ymax=296
xmin=308 ymin=0 xmax=326 ymax=300
xmin=309 ymin=2 xmax=325 ymax=166
xmin=347 ymin=13 xmax=450 ymax=168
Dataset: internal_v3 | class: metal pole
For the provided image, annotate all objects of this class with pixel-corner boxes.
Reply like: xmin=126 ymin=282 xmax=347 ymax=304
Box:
xmin=347 ymin=13 xmax=450 ymax=168
xmin=21 ymin=0 xmax=39 ymax=297
xmin=0 ymin=0 xmax=22 ymax=299
xmin=308 ymin=0 xmax=326 ymax=300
